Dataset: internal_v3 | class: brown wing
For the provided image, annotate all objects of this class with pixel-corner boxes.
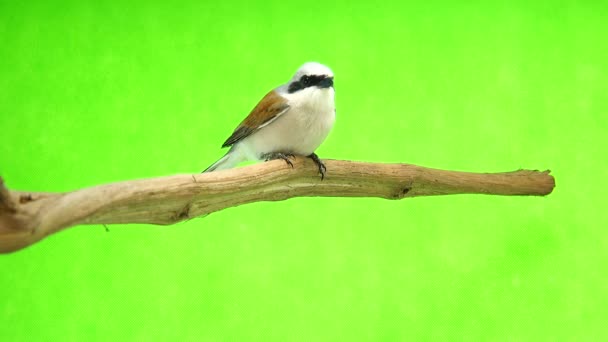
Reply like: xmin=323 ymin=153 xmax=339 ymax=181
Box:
xmin=221 ymin=90 xmax=290 ymax=148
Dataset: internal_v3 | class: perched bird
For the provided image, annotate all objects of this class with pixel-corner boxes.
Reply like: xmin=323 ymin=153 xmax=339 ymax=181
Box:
xmin=203 ymin=62 xmax=335 ymax=179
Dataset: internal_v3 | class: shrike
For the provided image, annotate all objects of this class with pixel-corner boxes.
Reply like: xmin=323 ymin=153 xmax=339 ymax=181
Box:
xmin=203 ymin=62 xmax=335 ymax=179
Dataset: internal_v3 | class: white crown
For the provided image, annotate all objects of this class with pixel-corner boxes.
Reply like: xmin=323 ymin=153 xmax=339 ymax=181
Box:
xmin=291 ymin=62 xmax=334 ymax=81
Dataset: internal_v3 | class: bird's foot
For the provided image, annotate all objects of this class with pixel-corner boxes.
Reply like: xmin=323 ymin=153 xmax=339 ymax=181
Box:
xmin=307 ymin=153 xmax=326 ymax=180
xmin=262 ymin=152 xmax=296 ymax=168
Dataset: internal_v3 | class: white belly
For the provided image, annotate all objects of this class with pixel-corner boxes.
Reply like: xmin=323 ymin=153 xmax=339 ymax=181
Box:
xmin=238 ymin=87 xmax=335 ymax=160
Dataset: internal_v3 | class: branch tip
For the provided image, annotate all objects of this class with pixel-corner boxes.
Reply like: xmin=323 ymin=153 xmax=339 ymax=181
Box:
xmin=0 ymin=177 xmax=17 ymax=213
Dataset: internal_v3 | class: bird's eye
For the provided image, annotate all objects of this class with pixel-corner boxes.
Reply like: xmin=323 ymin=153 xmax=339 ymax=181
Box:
xmin=301 ymin=76 xmax=310 ymax=86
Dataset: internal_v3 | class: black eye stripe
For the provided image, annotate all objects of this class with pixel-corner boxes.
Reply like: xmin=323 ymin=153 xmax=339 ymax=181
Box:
xmin=288 ymin=81 xmax=304 ymax=93
xmin=288 ymin=75 xmax=332 ymax=93
xmin=302 ymin=75 xmax=324 ymax=86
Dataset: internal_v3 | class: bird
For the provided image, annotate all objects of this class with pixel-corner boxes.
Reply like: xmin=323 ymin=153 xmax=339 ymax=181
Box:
xmin=202 ymin=62 xmax=335 ymax=179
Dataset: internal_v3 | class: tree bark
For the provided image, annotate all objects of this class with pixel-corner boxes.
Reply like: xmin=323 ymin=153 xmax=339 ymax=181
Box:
xmin=0 ymin=158 xmax=555 ymax=253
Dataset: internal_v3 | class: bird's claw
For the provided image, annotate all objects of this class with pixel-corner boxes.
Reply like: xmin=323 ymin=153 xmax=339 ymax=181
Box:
xmin=262 ymin=152 xmax=326 ymax=179
xmin=263 ymin=152 xmax=295 ymax=168
xmin=307 ymin=153 xmax=326 ymax=180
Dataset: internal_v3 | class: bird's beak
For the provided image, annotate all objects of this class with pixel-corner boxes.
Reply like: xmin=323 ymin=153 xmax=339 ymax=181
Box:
xmin=319 ymin=76 xmax=334 ymax=89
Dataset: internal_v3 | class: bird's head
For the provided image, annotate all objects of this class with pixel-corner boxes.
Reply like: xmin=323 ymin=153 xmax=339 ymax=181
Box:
xmin=288 ymin=62 xmax=334 ymax=94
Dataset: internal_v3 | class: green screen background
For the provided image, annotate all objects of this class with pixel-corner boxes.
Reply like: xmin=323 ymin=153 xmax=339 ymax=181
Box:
xmin=1 ymin=1 xmax=606 ymax=340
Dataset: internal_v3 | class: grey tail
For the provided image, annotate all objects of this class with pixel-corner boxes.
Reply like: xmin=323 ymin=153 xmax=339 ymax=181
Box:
xmin=202 ymin=149 xmax=243 ymax=173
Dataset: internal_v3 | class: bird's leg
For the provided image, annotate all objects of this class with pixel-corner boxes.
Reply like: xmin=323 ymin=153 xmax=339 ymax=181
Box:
xmin=262 ymin=152 xmax=295 ymax=168
xmin=307 ymin=153 xmax=327 ymax=180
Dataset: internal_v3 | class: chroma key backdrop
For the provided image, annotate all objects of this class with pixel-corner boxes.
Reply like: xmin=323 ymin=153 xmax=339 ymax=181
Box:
xmin=1 ymin=1 xmax=607 ymax=341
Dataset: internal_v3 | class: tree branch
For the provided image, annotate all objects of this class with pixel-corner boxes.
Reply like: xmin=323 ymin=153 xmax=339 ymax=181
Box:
xmin=0 ymin=158 xmax=555 ymax=253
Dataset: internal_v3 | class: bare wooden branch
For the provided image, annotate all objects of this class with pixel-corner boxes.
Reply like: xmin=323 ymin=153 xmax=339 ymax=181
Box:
xmin=0 ymin=158 xmax=555 ymax=253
